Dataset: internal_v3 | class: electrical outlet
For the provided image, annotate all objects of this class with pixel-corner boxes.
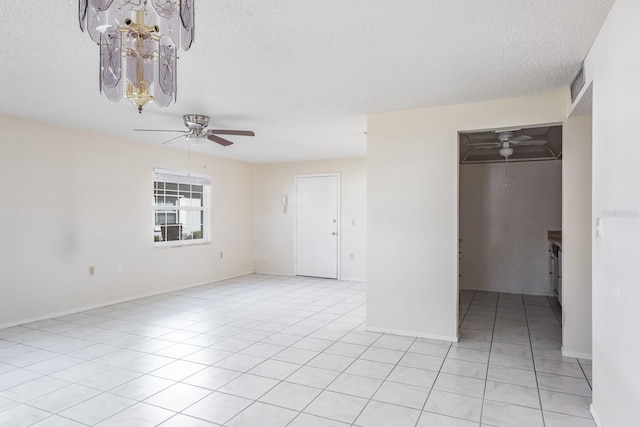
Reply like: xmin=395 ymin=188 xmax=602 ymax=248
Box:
xmin=117 ymin=264 xmax=123 ymax=273
xmin=89 ymin=266 xmax=95 ymax=276
xmin=350 ymin=253 xmax=355 ymax=260
xmin=219 ymin=251 xmax=224 ymax=259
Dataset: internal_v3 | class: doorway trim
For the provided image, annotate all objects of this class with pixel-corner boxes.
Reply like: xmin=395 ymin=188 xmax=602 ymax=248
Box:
xmin=293 ymin=173 xmax=341 ymax=279
xmin=457 ymin=121 xmax=565 ymax=338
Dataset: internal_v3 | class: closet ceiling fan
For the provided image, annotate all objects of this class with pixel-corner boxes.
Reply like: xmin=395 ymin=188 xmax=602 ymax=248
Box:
xmin=467 ymin=131 xmax=546 ymax=158
xmin=134 ymin=114 xmax=255 ymax=146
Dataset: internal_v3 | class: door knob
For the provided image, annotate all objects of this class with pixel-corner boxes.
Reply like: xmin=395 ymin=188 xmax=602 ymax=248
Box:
xmin=332 ymin=232 xmax=337 ymax=236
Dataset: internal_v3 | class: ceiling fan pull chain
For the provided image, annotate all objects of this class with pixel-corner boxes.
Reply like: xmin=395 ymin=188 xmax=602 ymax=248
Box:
xmin=504 ymin=157 xmax=509 ymax=187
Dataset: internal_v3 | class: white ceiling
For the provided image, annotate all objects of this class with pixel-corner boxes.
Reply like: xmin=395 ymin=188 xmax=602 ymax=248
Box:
xmin=0 ymin=1 xmax=613 ymax=163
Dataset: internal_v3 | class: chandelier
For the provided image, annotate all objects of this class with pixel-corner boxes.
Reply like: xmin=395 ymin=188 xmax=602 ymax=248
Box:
xmin=78 ymin=0 xmax=195 ymax=113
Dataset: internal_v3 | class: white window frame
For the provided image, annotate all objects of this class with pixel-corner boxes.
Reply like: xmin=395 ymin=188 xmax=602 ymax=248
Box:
xmin=153 ymin=168 xmax=211 ymax=248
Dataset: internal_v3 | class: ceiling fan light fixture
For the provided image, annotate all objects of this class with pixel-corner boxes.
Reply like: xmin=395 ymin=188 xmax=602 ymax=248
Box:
xmin=79 ymin=0 xmax=196 ymax=113
xmin=499 ymin=147 xmax=514 ymax=158
xmin=186 ymin=132 xmax=206 ymax=145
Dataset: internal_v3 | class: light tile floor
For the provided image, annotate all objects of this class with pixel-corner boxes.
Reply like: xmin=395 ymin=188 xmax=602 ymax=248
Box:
xmin=0 ymin=275 xmax=595 ymax=426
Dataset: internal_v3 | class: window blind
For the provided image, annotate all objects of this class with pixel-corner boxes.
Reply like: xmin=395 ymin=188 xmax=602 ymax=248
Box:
xmin=153 ymin=169 xmax=211 ymax=186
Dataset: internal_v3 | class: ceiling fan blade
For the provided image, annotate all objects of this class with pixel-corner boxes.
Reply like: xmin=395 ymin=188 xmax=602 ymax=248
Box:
xmin=472 ymin=146 xmax=499 ymax=150
xmin=162 ymin=134 xmax=187 ymax=145
xmin=511 ymin=135 xmax=533 ymax=142
xmin=208 ymin=130 xmax=255 ymax=137
xmin=134 ymin=129 xmax=187 ymax=133
xmin=510 ymin=139 xmax=547 ymax=146
xmin=468 ymin=142 xmax=500 ymax=147
xmin=207 ymin=134 xmax=234 ymax=146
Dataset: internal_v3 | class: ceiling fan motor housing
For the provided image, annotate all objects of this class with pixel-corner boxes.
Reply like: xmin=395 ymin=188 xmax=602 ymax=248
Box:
xmin=497 ymin=131 xmax=515 ymax=142
xmin=184 ymin=114 xmax=209 ymax=130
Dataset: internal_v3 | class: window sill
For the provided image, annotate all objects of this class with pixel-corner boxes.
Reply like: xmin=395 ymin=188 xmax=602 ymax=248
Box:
xmin=154 ymin=240 xmax=211 ymax=249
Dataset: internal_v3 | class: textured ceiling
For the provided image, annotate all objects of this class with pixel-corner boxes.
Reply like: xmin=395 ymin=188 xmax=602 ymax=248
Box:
xmin=0 ymin=1 xmax=613 ymax=163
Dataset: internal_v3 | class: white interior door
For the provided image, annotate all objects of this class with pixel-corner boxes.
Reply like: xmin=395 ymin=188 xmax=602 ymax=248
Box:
xmin=295 ymin=175 xmax=339 ymax=279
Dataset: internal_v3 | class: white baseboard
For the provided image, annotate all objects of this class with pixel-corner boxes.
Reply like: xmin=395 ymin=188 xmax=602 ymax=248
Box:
xmin=366 ymin=325 xmax=459 ymax=343
xmin=252 ymin=271 xmax=294 ymax=277
xmin=590 ymin=404 xmax=603 ymax=427
xmin=561 ymin=347 xmax=593 ymax=360
xmin=252 ymin=271 xmax=366 ymax=282
xmin=0 ymin=271 xmax=254 ymax=331
xmin=461 ymin=286 xmax=554 ymax=297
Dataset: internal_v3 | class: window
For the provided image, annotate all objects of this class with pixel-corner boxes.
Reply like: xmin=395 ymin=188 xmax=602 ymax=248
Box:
xmin=153 ymin=169 xmax=211 ymax=246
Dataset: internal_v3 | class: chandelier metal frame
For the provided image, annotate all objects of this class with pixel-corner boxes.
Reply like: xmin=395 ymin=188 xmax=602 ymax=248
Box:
xmin=79 ymin=0 xmax=195 ymax=113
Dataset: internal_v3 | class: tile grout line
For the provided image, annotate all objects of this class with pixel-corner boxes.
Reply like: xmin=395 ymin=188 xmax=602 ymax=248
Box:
xmin=180 ymin=280 xmax=368 ymax=424
xmin=346 ymin=334 xmax=419 ymax=426
xmin=477 ymin=291 xmax=499 ymax=427
xmin=163 ymin=277 xmax=359 ymax=426
xmin=219 ymin=292 xmax=382 ymax=427
xmin=412 ymin=289 xmax=479 ymax=426
xmin=414 ymin=340 xmax=454 ymax=426
xmin=577 ymin=359 xmax=593 ymax=391
xmin=543 ymin=293 xmax=594 ymax=391
xmin=195 ymin=283 xmax=372 ymax=426
xmin=15 ymin=277 xmax=359 ymax=427
xmin=544 ymin=295 xmax=562 ymax=330
xmin=523 ymin=294 xmax=547 ymax=427
xmin=286 ymin=329 xmax=424 ymax=426
xmin=0 ymin=278 xmax=593 ymax=427
xmin=458 ymin=289 xmax=475 ymax=327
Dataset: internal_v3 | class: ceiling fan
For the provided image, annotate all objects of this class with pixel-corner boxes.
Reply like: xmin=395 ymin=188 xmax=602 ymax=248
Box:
xmin=134 ymin=114 xmax=255 ymax=146
xmin=467 ymin=131 xmax=546 ymax=159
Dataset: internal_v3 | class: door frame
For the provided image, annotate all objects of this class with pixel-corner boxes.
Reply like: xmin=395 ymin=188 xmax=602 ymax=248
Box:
xmin=293 ymin=173 xmax=341 ymax=279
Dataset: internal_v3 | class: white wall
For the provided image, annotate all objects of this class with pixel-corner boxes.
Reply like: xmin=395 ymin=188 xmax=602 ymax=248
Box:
xmin=578 ymin=0 xmax=640 ymax=424
xmin=367 ymin=91 xmax=567 ymax=341
xmin=0 ymin=114 xmax=255 ymax=327
xmin=561 ymin=113 xmax=593 ymax=359
xmin=460 ymin=160 xmax=562 ymax=295
xmin=253 ymin=158 xmax=367 ymax=281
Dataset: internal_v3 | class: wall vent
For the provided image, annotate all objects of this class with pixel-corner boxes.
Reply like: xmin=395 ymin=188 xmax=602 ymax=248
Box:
xmin=570 ymin=64 xmax=586 ymax=103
